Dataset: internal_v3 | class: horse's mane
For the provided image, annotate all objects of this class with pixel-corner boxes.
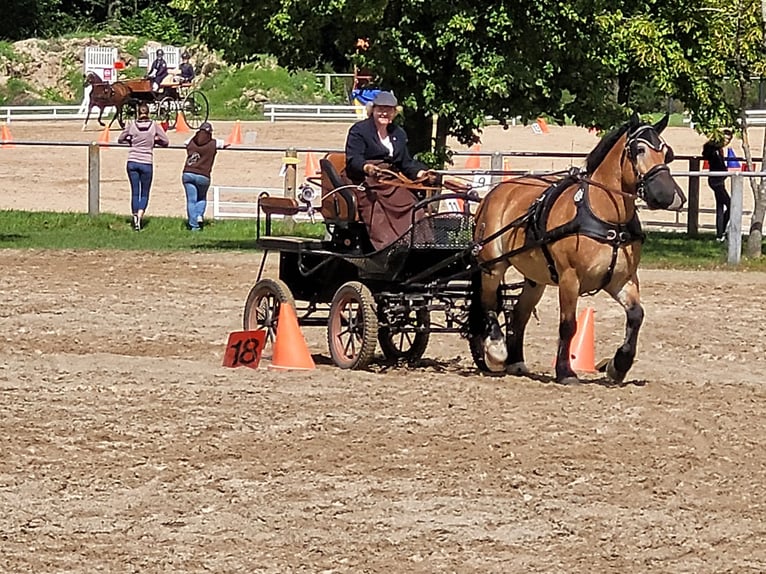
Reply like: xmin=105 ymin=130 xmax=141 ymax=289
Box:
xmin=585 ymin=121 xmax=632 ymax=174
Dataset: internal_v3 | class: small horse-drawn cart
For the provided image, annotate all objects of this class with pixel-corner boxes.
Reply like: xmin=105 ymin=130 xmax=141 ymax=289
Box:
xmin=83 ymin=72 xmax=209 ymax=130
xmin=243 ymin=155 xmax=520 ymax=369
xmin=243 ymin=116 xmax=685 ymax=382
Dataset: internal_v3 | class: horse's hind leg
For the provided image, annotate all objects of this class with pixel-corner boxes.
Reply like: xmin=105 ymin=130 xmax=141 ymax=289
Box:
xmin=603 ymin=277 xmax=643 ymax=383
xmin=506 ymin=279 xmax=545 ymax=375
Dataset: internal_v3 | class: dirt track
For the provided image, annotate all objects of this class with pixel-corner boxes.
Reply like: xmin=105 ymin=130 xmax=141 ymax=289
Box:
xmin=1 ymin=249 xmax=765 ymax=572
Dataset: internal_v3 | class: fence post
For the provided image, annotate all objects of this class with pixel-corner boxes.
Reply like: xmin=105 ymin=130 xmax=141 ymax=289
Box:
xmin=88 ymin=142 xmax=100 ymax=216
xmin=283 ymin=147 xmax=298 ymax=232
xmin=490 ymin=152 xmax=503 ymax=185
xmin=727 ymin=173 xmax=743 ymax=265
xmin=687 ymin=157 xmax=700 ymax=236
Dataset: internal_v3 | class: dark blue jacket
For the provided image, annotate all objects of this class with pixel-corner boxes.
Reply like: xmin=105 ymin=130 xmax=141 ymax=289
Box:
xmin=148 ymin=57 xmax=168 ymax=85
xmin=345 ymin=116 xmax=426 ymax=184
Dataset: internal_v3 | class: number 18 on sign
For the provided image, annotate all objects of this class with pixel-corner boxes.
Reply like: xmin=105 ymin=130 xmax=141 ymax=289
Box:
xmin=223 ymin=330 xmax=267 ymax=369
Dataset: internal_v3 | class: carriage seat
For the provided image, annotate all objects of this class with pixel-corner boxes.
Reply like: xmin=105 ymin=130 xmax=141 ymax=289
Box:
xmin=319 ymin=153 xmax=359 ymax=227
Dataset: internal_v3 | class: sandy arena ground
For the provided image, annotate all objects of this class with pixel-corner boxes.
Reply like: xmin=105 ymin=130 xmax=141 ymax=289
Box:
xmin=1 ymin=120 xmax=765 ymax=572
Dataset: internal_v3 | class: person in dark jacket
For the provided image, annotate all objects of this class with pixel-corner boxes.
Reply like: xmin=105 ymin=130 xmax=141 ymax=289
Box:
xmin=178 ymin=52 xmax=195 ymax=83
xmin=147 ymin=48 xmax=168 ymax=91
xmin=182 ymin=121 xmax=229 ymax=230
xmin=701 ymin=129 xmax=733 ymax=241
xmin=344 ymin=90 xmax=437 ymax=250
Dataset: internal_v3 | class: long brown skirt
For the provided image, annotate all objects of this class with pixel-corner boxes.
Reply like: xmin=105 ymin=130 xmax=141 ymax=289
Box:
xmin=356 ymin=176 xmax=424 ymax=250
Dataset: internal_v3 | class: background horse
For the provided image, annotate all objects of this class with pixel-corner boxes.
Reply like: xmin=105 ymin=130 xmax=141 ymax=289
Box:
xmin=469 ymin=114 xmax=686 ymax=384
xmin=82 ymin=72 xmax=133 ymax=130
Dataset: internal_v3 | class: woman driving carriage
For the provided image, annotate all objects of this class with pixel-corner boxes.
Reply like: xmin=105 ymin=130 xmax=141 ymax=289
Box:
xmin=344 ymin=91 xmax=438 ymax=250
xmin=147 ymin=49 xmax=169 ymax=91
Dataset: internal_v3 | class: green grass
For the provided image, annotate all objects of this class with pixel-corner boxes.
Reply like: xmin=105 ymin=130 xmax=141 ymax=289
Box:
xmin=1 ymin=211 xmax=765 ymax=270
xmin=201 ymin=57 xmax=339 ymax=120
xmin=0 ymin=211 xmax=319 ymax=251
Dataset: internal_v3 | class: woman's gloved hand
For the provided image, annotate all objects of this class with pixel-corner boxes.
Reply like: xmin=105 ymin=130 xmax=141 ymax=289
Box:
xmin=363 ymin=163 xmax=382 ymax=178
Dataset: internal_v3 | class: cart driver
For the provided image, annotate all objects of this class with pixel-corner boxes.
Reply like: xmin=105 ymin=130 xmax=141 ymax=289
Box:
xmin=344 ymin=91 xmax=439 ymax=250
xmin=147 ymin=49 xmax=169 ymax=91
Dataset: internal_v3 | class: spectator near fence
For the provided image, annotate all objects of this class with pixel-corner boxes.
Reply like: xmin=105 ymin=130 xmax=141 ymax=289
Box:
xmin=117 ymin=103 xmax=170 ymax=231
xmin=701 ymin=128 xmax=733 ymax=242
xmin=181 ymin=121 xmax=229 ymax=231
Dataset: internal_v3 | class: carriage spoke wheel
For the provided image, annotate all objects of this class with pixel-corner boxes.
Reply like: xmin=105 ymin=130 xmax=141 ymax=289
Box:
xmin=328 ymin=282 xmax=378 ymax=370
xmin=157 ymin=96 xmax=177 ymax=129
xmin=242 ymin=279 xmax=296 ymax=356
xmin=378 ymin=306 xmax=430 ymax=363
xmin=181 ymin=89 xmax=209 ymax=130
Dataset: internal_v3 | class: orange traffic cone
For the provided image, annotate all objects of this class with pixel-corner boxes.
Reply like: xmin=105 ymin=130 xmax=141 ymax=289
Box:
xmin=270 ymin=303 xmax=316 ymax=370
xmin=226 ymin=120 xmax=243 ymax=145
xmin=569 ymin=307 xmax=596 ymax=373
xmin=305 ymin=151 xmax=320 ymax=178
xmin=97 ymin=124 xmax=110 ymax=146
xmin=536 ymin=117 xmax=550 ymax=133
xmin=1 ymin=123 xmax=14 ymax=149
xmin=175 ymin=112 xmax=191 ymax=133
xmin=465 ymin=144 xmax=481 ymax=169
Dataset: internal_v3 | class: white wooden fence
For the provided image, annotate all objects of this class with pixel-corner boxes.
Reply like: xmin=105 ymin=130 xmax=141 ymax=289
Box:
xmin=0 ymin=105 xmax=85 ymax=121
xmin=263 ymin=104 xmax=362 ymax=122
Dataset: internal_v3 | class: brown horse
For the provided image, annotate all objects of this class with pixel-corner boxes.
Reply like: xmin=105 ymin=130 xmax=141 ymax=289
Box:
xmin=468 ymin=114 xmax=686 ymax=384
xmin=82 ymin=72 xmax=133 ymax=130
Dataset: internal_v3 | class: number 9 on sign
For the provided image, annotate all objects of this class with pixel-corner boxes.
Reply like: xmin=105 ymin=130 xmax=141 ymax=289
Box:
xmin=223 ymin=330 xmax=267 ymax=369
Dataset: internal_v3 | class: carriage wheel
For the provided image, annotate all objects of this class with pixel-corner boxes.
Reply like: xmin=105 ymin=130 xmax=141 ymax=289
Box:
xmin=242 ymin=279 xmax=296 ymax=355
xmin=181 ymin=89 xmax=209 ymax=130
xmin=328 ymin=282 xmax=378 ymax=370
xmin=156 ymin=96 xmax=177 ymax=129
xmin=377 ymin=306 xmax=430 ymax=363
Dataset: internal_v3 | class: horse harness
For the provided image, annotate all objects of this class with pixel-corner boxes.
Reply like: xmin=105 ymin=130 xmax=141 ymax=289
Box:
xmin=476 ymin=171 xmax=645 ymax=292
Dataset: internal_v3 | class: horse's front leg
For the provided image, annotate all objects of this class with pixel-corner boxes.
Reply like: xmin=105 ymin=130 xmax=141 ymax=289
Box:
xmin=555 ymin=271 xmax=581 ymax=384
xmin=469 ymin=264 xmax=507 ymax=372
xmin=82 ymin=105 xmax=91 ymax=131
xmin=506 ymin=279 xmax=545 ymax=375
xmin=603 ymin=276 xmax=644 ymax=383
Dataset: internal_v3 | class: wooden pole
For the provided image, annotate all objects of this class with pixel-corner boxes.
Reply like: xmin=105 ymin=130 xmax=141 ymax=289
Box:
xmin=88 ymin=142 xmax=100 ymax=216
xmin=687 ymin=157 xmax=700 ymax=236
xmin=283 ymin=147 xmax=298 ymax=232
xmin=727 ymin=173 xmax=743 ymax=265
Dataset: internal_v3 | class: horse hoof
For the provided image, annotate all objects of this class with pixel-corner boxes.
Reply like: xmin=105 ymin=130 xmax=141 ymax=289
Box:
xmin=606 ymin=360 xmax=627 ymax=383
xmin=506 ymin=362 xmax=529 ymax=376
xmin=485 ymin=355 xmax=506 ymax=373
xmin=485 ymin=338 xmax=508 ymax=367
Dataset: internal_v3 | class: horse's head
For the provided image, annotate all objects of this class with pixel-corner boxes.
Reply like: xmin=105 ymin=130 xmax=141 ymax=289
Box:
xmin=84 ymin=71 xmax=103 ymax=87
xmin=623 ymin=114 xmax=686 ymax=211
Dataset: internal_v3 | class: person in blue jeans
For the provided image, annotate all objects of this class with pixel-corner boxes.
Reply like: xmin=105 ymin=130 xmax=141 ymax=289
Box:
xmin=117 ymin=103 xmax=169 ymax=230
xmin=182 ymin=121 xmax=228 ymax=230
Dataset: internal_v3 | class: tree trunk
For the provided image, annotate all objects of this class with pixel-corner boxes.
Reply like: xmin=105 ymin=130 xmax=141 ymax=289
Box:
xmin=743 ymin=123 xmax=766 ymax=257
xmin=746 ymin=186 xmax=765 ymax=257
xmin=402 ymin=109 xmax=433 ymax=157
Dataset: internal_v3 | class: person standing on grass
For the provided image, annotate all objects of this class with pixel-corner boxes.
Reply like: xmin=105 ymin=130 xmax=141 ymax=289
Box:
xmin=117 ymin=103 xmax=169 ymax=231
xmin=181 ymin=121 xmax=229 ymax=231
xmin=701 ymin=128 xmax=733 ymax=242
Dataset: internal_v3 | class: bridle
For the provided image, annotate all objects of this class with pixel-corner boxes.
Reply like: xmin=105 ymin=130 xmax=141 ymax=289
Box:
xmin=621 ymin=125 xmax=674 ymax=201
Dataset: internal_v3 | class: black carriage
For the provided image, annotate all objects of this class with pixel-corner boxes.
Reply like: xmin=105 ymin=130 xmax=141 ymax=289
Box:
xmin=243 ymin=154 xmax=520 ymax=370
xmin=124 ymin=79 xmax=210 ymax=129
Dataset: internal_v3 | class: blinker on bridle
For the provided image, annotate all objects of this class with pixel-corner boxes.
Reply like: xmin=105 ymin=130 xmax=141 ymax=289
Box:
xmin=622 ymin=125 xmax=673 ymax=199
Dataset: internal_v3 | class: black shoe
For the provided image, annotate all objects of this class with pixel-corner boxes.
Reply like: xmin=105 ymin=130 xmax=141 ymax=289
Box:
xmin=134 ymin=215 xmax=142 ymax=231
